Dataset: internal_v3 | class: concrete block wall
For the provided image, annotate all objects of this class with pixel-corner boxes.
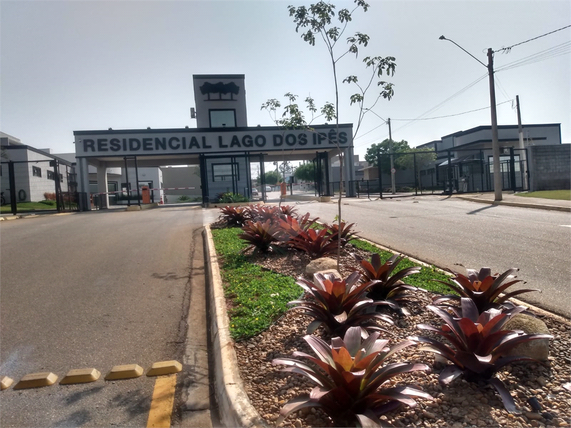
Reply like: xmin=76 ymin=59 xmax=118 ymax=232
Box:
xmin=528 ymin=145 xmax=570 ymax=191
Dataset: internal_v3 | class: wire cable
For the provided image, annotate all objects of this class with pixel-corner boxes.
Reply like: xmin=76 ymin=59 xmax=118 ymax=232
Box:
xmin=496 ymin=41 xmax=571 ymax=73
xmin=495 ymin=24 xmax=571 ymax=53
xmin=389 ymin=100 xmax=513 ymax=121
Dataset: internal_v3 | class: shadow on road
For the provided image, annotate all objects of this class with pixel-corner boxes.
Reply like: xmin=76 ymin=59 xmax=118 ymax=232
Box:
xmin=466 ymin=205 xmax=497 ymax=215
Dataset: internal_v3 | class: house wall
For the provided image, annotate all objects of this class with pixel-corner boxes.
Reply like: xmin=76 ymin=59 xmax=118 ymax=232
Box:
xmin=528 ymin=145 xmax=570 ymax=191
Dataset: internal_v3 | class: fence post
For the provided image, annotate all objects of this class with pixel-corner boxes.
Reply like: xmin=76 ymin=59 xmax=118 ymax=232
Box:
xmin=377 ymin=153 xmax=383 ymax=199
xmin=413 ymin=152 xmax=418 ymax=196
xmin=509 ymin=147 xmax=517 ymax=192
xmin=8 ymin=161 xmax=17 ymax=215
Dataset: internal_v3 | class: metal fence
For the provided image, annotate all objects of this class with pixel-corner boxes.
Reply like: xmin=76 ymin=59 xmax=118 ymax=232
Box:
xmin=1 ymin=160 xmax=78 ymax=215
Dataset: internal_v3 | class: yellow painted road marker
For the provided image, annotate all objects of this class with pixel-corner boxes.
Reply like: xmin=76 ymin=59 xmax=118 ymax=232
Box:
xmin=146 ymin=360 xmax=182 ymax=377
xmin=14 ymin=372 xmax=58 ymax=390
xmin=1 ymin=376 xmax=14 ymax=390
xmin=147 ymin=374 xmax=177 ymax=428
xmin=104 ymin=364 xmax=143 ymax=380
xmin=60 ymin=368 xmax=101 ymax=384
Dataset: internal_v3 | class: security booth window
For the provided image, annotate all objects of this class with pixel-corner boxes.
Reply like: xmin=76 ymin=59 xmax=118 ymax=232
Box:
xmin=209 ymin=109 xmax=236 ymax=128
xmin=212 ymin=163 xmax=239 ymax=182
xmin=32 ymin=166 xmax=42 ymax=177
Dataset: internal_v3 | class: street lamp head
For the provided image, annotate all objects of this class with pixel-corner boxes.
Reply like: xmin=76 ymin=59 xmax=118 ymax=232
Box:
xmin=439 ymin=35 xmax=447 ymax=40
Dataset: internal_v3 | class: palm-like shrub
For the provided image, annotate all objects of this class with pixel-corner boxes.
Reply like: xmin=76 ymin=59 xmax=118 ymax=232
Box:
xmin=273 ymin=326 xmax=432 ymax=427
xmin=432 ymin=267 xmax=539 ymax=315
xmin=288 ymin=271 xmax=393 ymax=337
xmin=238 ymin=220 xmax=285 ymax=254
xmin=410 ymin=298 xmax=552 ymax=414
xmin=354 ymin=253 xmax=421 ymax=314
xmin=219 ymin=205 xmax=252 ymax=227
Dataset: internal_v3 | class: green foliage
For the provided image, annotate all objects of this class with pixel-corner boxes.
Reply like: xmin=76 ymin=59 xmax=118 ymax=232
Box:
xmin=211 ymin=227 xmax=302 ymax=340
xmin=273 ymin=326 xmax=432 ymax=427
xmin=294 ymin=162 xmax=316 ymax=182
xmin=365 ymin=139 xmax=411 ymax=171
xmin=394 ymin=148 xmax=437 ymax=171
xmin=412 ymin=299 xmax=552 ymax=414
xmin=264 ymin=171 xmax=281 ymax=185
xmin=289 ymin=271 xmax=393 ymax=337
xmin=516 ymin=190 xmax=571 ymax=201
xmin=216 ymin=192 xmax=249 ymax=203
xmin=238 ymin=220 xmax=285 ymax=254
xmin=39 ymin=200 xmax=56 ymax=206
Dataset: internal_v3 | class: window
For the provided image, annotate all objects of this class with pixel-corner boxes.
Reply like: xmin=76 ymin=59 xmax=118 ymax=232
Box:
xmin=212 ymin=163 xmax=239 ymax=182
xmin=209 ymin=109 xmax=236 ymax=128
xmin=47 ymin=170 xmax=55 ymax=180
xmin=488 ymin=155 xmax=520 ymax=173
xmin=32 ymin=166 xmax=42 ymax=177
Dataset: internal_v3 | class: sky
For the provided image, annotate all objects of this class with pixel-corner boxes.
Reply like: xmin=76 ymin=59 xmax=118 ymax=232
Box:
xmin=1 ymin=0 xmax=570 ymax=161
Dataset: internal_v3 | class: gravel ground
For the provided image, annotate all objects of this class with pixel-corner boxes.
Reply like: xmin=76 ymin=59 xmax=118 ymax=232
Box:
xmin=230 ymin=245 xmax=571 ymax=428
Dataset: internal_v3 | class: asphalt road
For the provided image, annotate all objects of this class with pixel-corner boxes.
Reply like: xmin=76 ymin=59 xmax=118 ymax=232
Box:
xmin=0 ymin=206 xmax=209 ymax=427
xmin=299 ymin=195 xmax=571 ymax=317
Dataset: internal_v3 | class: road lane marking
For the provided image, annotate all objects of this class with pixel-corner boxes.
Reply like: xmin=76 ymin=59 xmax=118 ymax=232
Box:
xmin=147 ymin=374 xmax=177 ymax=428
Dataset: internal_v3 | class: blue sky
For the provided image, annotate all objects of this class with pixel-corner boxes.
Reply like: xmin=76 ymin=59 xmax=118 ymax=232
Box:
xmin=1 ymin=0 xmax=569 ymax=159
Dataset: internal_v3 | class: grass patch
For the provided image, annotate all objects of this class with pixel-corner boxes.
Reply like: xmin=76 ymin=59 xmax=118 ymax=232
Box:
xmin=515 ymin=190 xmax=570 ymax=201
xmin=211 ymin=227 xmax=302 ymax=341
xmin=0 ymin=201 xmax=59 ymax=213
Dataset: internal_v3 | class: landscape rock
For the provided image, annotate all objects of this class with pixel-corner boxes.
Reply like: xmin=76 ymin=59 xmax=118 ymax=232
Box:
xmin=504 ymin=314 xmax=551 ymax=361
xmin=304 ymin=257 xmax=338 ymax=277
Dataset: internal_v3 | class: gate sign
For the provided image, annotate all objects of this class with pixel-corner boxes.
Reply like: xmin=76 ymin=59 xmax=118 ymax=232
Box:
xmin=74 ymin=125 xmax=353 ymax=158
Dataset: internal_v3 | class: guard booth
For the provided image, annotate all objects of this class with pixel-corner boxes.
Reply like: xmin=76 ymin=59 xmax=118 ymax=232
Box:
xmin=73 ymin=74 xmax=356 ymax=210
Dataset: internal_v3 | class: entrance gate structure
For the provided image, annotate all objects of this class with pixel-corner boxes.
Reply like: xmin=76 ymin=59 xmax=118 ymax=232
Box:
xmin=73 ymin=75 xmax=355 ymax=210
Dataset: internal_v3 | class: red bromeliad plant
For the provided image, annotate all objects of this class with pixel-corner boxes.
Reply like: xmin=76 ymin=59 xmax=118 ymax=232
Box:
xmin=279 ymin=213 xmax=318 ymax=240
xmin=249 ymin=204 xmax=281 ymax=223
xmin=354 ymin=253 xmax=421 ymax=315
xmin=289 ymin=227 xmax=338 ymax=259
xmin=238 ymin=219 xmax=285 ymax=254
xmin=325 ymin=221 xmax=357 ymax=247
xmin=218 ymin=205 xmax=252 ymax=227
xmin=432 ymin=267 xmax=539 ymax=315
xmin=410 ymin=298 xmax=552 ymax=414
xmin=272 ymin=326 xmax=432 ymax=427
xmin=288 ymin=271 xmax=394 ymax=337
xmin=279 ymin=204 xmax=298 ymax=218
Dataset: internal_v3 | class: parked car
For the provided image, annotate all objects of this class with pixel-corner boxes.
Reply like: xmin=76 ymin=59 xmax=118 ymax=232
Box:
xmin=265 ymin=186 xmax=272 ymax=192
xmin=251 ymin=188 xmax=259 ymax=198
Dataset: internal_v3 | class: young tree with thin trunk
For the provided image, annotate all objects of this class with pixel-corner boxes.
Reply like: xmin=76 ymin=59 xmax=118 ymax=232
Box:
xmin=264 ymin=1 xmax=397 ymax=270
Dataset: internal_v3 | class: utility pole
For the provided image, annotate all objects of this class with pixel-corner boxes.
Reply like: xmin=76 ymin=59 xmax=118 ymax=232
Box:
xmin=487 ymin=48 xmax=503 ymax=201
xmin=388 ymin=118 xmax=396 ymax=194
xmin=516 ymin=95 xmax=528 ymax=190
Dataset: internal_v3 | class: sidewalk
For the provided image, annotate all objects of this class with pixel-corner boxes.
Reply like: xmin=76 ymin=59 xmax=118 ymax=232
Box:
xmin=453 ymin=191 xmax=571 ymax=212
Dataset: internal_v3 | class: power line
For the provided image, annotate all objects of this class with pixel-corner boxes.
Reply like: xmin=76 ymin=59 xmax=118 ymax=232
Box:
xmin=496 ymin=41 xmax=571 ymax=72
xmin=389 ymin=100 xmax=513 ymax=121
xmin=495 ymin=24 xmax=571 ymax=53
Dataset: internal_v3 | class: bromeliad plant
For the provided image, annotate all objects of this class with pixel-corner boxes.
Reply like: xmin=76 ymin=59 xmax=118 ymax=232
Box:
xmin=410 ymin=298 xmax=552 ymax=414
xmin=289 ymin=227 xmax=339 ymax=259
xmin=288 ymin=271 xmax=393 ymax=337
xmin=238 ymin=219 xmax=285 ymax=254
xmin=432 ymin=267 xmax=540 ymax=315
xmin=218 ymin=205 xmax=252 ymax=227
xmin=272 ymin=326 xmax=432 ymax=427
xmin=325 ymin=221 xmax=357 ymax=247
xmin=354 ymin=253 xmax=421 ymax=315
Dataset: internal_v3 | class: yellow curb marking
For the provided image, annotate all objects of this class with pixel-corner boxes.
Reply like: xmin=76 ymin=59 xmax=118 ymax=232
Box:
xmin=104 ymin=364 xmax=143 ymax=380
xmin=60 ymin=368 xmax=101 ymax=384
xmin=14 ymin=372 xmax=58 ymax=390
xmin=146 ymin=360 xmax=182 ymax=377
xmin=1 ymin=376 xmax=14 ymax=390
xmin=146 ymin=374 xmax=177 ymax=428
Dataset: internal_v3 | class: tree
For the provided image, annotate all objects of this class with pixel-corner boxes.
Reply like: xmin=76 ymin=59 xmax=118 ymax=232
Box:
xmin=294 ymin=162 xmax=316 ymax=182
xmin=267 ymin=1 xmax=397 ymax=271
xmin=264 ymin=171 xmax=281 ymax=185
xmin=395 ymin=148 xmax=437 ymax=191
xmin=365 ymin=139 xmax=410 ymax=172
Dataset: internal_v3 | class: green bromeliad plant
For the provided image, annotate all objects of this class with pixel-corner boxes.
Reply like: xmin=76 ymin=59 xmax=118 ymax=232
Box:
xmin=288 ymin=271 xmax=394 ymax=337
xmin=410 ymin=298 xmax=552 ymax=414
xmin=272 ymin=326 xmax=432 ymax=427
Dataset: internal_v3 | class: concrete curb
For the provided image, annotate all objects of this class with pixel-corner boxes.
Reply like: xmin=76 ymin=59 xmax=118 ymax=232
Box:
xmin=203 ymin=226 xmax=269 ymax=428
xmin=455 ymin=195 xmax=571 ymax=212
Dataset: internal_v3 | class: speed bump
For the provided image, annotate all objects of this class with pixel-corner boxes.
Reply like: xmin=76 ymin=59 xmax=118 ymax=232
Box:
xmin=104 ymin=364 xmax=143 ymax=380
xmin=146 ymin=360 xmax=182 ymax=377
xmin=60 ymin=368 xmax=101 ymax=385
xmin=14 ymin=372 xmax=58 ymax=389
xmin=1 ymin=376 xmax=14 ymax=390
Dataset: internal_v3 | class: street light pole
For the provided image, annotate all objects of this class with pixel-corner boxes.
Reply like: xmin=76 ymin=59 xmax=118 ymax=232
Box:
xmin=440 ymin=36 xmax=502 ymax=201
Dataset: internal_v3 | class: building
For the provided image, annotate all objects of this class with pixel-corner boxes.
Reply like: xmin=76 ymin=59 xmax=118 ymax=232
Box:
xmin=1 ymin=132 xmax=74 ymax=207
xmin=73 ymin=74 xmax=356 ymax=210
